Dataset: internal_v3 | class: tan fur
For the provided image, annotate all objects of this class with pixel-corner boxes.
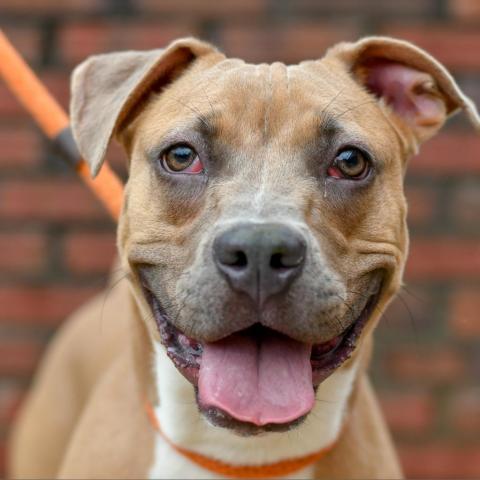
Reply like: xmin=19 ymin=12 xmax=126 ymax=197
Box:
xmin=313 ymin=375 xmax=401 ymax=479
xmin=9 ymin=36 xmax=479 ymax=478
xmin=9 ymin=272 xmax=139 ymax=477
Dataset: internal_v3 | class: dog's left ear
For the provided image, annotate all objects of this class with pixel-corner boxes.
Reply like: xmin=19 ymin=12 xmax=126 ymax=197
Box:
xmin=70 ymin=38 xmax=223 ymax=177
xmin=325 ymin=36 xmax=480 ymax=146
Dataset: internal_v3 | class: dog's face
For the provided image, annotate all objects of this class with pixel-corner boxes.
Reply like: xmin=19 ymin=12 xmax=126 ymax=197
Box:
xmin=71 ymin=37 xmax=478 ymax=435
xmin=121 ymin=59 xmax=403 ymax=432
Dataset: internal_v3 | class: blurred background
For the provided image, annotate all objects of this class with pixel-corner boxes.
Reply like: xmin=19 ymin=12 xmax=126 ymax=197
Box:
xmin=0 ymin=0 xmax=479 ymax=477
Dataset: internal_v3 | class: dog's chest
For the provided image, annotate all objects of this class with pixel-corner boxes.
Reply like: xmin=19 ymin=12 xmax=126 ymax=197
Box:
xmin=148 ymin=435 xmax=315 ymax=479
xmin=147 ymin=344 xmax=360 ymax=480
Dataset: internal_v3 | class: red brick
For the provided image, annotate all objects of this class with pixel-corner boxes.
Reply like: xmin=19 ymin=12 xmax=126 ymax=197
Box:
xmin=399 ymin=443 xmax=480 ymax=478
xmin=136 ymin=0 xmax=267 ymax=16
xmin=0 ymin=35 xmax=52 ymax=119
xmin=0 ymin=70 xmax=69 ymax=121
xmin=0 ymin=233 xmax=47 ymax=275
xmin=0 ymin=0 xmax=99 ymax=14
xmin=0 ymin=384 xmax=25 ymax=426
xmin=387 ymin=347 xmax=465 ymax=383
xmin=59 ymin=22 xmax=196 ymax=65
xmin=105 ymin=141 xmax=129 ymax=177
xmin=64 ymin=232 xmax=117 ymax=274
xmin=379 ymin=390 xmax=434 ymax=434
xmin=449 ymin=0 xmax=480 ymax=21
xmin=42 ymin=70 xmax=70 ymax=109
xmin=0 ymin=285 xmax=99 ymax=326
xmin=0 ymin=179 xmax=109 ymax=222
xmin=411 ymin=134 xmax=480 ymax=176
xmin=1 ymin=8 xmax=480 ymax=476
xmin=0 ymin=440 xmax=5 ymax=479
xmin=406 ymin=238 xmax=480 ymax=280
xmin=0 ymin=82 xmax=27 ymax=118
xmin=405 ymin=185 xmax=437 ymax=226
xmin=381 ymin=25 xmax=480 ymax=71
xmin=0 ymin=127 xmax=41 ymax=170
xmin=0 ymin=339 xmax=43 ymax=376
xmin=219 ymin=23 xmax=357 ymax=63
xmin=450 ymin=180 xmax=480 ymax=228
xmin=283 ymin=0 xmax=436 ymax=16
xmin=377 ymin=285 xmax=435 ymax=335
xmin=450 ymin=288 xmax=480 ymax=337
xmin=448 ymin=388 xmax=480 ymax=434
xmin=0 ymin=26 xmax=41 ymax=64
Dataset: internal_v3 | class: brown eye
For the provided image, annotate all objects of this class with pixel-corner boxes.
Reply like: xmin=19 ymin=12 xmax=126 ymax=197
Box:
xmin=327 ymin=148 xmax=370 ymax=179
xmin=161 ymin=144 xmax=203 ymax=174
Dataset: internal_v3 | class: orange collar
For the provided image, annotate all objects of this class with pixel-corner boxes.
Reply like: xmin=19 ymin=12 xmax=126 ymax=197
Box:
xmin=145 ymin=400 xmax=337 ymax=478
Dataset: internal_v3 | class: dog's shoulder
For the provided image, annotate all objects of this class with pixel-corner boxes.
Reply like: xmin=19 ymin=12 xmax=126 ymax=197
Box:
xmin=8 ymin=268 xmax=136 ymax=477
xmin=51 ymin=270 xmax=133 ymax=390
xmin=57 ymin=351 xmax=155 ymax=477
xmin=314 ymin=375 xmax=403 ymax=479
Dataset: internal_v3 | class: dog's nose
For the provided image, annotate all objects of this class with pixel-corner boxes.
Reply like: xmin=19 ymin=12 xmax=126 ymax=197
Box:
xmin=213 ymin=223 xmax=306 ymax=306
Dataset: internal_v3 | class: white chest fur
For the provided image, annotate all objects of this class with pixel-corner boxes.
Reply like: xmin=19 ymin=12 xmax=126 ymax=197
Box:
xmin=148 ymin=343 xmax=358 ymax=479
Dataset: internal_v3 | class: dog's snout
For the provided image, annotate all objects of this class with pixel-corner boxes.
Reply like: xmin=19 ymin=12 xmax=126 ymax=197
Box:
xmin=213 ymin=223 xmax=306 ymax=306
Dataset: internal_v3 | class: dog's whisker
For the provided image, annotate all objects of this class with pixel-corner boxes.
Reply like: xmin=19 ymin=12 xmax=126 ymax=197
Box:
xmin=99 ymin=271 xmax=130 ymax=334
xmin=169 ymin=96 xmax=212 ymax=130
xmin=202 ymin=88 xmax=216 ymax=120
xmin=319 ymin=84 xmax=348 ymax=125
xmin=314 ymin=397 xmax=336 ymax=405
xmin=400 ymin=284 xmax=428 ymax=303
xmin=333 ymin=293 xmax=357 ymax=320
xmin=330 ymin=99 xmax=378 ymax=122
xmin=395 ymin=290 xmax=418 ymax=337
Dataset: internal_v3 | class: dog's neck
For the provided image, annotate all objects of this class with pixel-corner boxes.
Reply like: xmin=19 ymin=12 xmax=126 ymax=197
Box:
xmin=149 ymin=342 xmax=359 ymax=467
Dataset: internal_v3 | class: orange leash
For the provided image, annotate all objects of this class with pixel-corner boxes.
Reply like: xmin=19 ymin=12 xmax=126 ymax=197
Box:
xmin=145 ymin=400 xmax=336 ymax=478
xmin=0 ymin=29 xmax=123 ymax=220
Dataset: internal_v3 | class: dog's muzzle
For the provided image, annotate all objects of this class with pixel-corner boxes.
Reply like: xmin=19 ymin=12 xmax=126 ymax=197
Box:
xmin=213 ymin=222 xmax=306 ymax=307
xmin=139 ymin=221 xmax=383 ymax=434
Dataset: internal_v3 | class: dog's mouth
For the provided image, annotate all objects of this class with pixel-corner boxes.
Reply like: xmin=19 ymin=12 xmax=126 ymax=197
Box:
xmin=143 ymin=284 xmax=380 ymax=435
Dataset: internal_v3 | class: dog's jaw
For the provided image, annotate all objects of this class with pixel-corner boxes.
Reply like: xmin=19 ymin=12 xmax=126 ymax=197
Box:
xmin=148 ymin=339 xmax=359 ymax=474
xmin=140 ymin=275 xmax=381 ymax=434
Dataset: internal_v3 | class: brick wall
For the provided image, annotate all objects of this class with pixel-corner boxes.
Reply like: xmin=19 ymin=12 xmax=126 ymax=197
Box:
xmin=0 ymin=0 xmax=479 ymax=477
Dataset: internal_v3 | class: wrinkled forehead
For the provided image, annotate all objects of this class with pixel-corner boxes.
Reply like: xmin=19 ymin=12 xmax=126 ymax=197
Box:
xmin=136 ymin=57 xmax=395 ymax=152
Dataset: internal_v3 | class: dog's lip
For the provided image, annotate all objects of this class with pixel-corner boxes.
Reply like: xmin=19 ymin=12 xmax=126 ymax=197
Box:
xmin=143 ymin=284 xmax=203 ymax=384
xmin=141 ymin=279 xmax=382 ymax=433
xmin=142 ymin=282 xmax=381 ymax=383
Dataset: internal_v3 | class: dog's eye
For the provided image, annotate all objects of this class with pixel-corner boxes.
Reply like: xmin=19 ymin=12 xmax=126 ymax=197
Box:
xmin=161 ymin=144 xmax=203 ymax=174
xmin=327 ymin=148 xmax=370 ymax=180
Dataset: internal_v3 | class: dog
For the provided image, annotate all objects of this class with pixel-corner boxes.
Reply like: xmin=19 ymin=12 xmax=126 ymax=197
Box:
xmin=9 ymin=36 xmax=479 ymax=479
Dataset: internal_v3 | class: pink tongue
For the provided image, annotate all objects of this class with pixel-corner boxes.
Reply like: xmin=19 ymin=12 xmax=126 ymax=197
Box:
xmin=198 ymin=331 xmax=314 ymax=426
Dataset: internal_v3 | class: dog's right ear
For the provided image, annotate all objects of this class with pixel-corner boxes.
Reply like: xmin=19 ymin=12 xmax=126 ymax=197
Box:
xmin=324 ymin=36 xmax=480 ymax=149
xmin=70 ymin=38 xmax=223 ymax=177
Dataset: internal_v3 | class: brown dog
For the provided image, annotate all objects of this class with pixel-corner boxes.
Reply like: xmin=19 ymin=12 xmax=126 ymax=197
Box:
xmin=9 ymin=36 xmax=479 ymax=479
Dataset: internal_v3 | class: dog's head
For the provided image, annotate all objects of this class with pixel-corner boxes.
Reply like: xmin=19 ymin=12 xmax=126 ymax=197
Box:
xmin=71 ymin=37 xmax=479 ymax=434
